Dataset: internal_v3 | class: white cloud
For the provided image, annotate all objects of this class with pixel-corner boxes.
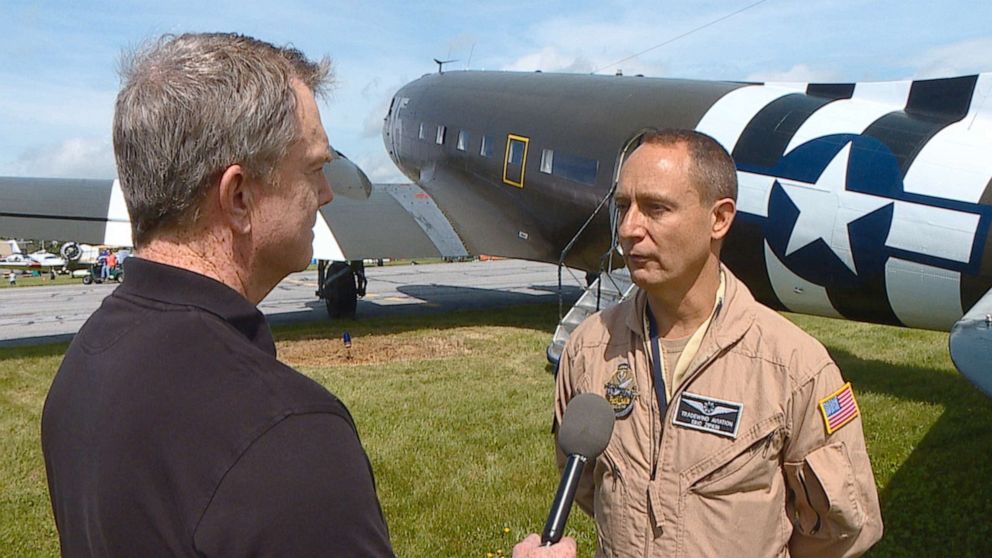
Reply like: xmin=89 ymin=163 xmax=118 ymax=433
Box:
xmin=909 ymin=37 xmax=992 ymax=79
xmin=354 ymin=151 xmax=406 ymax=184
xmin=357 ymin=77 xmax=411 ymax=139
xmin=503 ymin=47 xmax=594 ymax=73
xmin=4 ymin=137 xmax=116 ymax=179
xmin=745 ymin=64 xmax=843 ymax=84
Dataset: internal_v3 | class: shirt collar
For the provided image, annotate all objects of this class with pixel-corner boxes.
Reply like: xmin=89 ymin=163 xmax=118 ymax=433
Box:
xmin=638 ymin=270 xmax=726 ymax=341
xmin=116 ymin=257 xmax=276 ymax=355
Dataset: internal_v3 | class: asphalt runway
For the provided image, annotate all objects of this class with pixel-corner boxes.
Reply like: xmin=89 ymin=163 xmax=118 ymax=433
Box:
xmin=0 ymin=259 xmax=584 ymax=347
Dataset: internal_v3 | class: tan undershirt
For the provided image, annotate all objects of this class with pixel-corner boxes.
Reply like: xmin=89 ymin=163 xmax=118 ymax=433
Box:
xmin=659 ymin=335 xmax=691 ymax=390
xmin=643 ymin=271 xmax=727 ymax=402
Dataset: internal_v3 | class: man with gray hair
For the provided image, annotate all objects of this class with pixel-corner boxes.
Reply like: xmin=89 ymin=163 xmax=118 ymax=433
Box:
xmin=41 ymin=33 xmax=574 ymax=557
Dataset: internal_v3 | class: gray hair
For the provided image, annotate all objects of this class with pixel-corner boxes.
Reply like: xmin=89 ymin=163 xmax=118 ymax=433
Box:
xmin=637 ymin=129 xmax=738 ymax=203
xmin=113 ymin=32 xmax=332 ymax=246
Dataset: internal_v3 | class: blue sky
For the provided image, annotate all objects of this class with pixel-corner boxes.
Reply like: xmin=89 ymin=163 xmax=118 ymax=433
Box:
xmin=1 ymin=0 xmax=990 ymax=183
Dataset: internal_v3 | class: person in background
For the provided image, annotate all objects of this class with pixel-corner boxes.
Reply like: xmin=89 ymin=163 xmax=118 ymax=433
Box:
xmin=97 ymin=248 xmax=109 ymax=280
xmin=106 ymin=250 xmax=118 ymax=276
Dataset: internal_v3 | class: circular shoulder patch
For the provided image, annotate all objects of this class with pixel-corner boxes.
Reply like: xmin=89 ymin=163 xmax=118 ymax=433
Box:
xmin=604 ymin=363 xmax=638 ymax=418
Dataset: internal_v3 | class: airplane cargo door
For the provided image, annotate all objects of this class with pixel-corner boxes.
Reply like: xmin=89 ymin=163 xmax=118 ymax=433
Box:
xmin=503 ymin=134 xmax=529 ymax=188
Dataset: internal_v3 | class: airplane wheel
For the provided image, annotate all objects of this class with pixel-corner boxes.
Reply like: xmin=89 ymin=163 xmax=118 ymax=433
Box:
xmin=82 ymin=275 xmax=93 ymax=285
xmin=323 ymin=262 xmax=357 ymax=319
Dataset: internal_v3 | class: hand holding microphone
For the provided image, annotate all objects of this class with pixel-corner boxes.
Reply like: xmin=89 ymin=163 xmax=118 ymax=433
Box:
xmin=542 ymin=393 xmax=615 ymax=545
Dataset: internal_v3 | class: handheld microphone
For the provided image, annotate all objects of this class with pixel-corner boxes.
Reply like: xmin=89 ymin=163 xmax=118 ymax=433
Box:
xmin=542 ymin=393 xmax=615 ymax=545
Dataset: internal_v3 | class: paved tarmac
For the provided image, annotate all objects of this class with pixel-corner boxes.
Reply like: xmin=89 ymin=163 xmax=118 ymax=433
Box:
xmin=0 ymin=259 xmax=585 ymax=347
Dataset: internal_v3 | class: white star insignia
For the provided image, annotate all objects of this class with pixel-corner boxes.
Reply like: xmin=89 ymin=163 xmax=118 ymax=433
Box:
xmin=778 ymin=142 xmax=893 ymax=275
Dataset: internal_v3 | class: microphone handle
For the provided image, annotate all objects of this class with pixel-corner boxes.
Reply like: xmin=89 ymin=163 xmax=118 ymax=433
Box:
xmin=541 ymin=453 xmax=588 ymax=545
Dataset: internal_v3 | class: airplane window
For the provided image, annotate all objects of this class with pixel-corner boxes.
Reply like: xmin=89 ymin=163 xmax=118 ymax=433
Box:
xmin=457 ymin=130 xmax=468 ymax=151
xmin=436 ymin=125 xmax=446 ymax=145
xmin=553 ymin=152 xmax=599 ymax=185
xmin=481 ymin=135 xmax=494 ymax=157
xmin=508 ymin=139 xmax=525 ymax=164
xmin=419 ymin=123 xmax=426 ymax=140
xmin=540 ymin=149 xmax=554 ymax=173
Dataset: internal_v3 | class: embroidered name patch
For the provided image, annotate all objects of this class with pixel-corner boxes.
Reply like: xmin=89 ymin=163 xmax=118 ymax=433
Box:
xmin=673 ymin=391 xmax=743 ymax=439
xmin=819 ymin=382 xmax=860 ymax=434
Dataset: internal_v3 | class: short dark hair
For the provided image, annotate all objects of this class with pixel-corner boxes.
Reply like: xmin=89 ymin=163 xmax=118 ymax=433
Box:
xmin=637 ymin=129 xmax=737 ymax=203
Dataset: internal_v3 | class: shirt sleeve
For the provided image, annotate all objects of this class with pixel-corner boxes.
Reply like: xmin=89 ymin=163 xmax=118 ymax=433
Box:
xmin=194 ymin=413 xmax=395 ymax=558
xmin=785 ymin=361 xmax=883 ymax=558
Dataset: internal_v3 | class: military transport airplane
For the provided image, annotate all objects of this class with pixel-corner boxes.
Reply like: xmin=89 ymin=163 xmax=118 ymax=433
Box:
xmin=379 ymin=70 xmax=992 ymax=397
xmin=2 ymin=70 xmax=991 ymax=397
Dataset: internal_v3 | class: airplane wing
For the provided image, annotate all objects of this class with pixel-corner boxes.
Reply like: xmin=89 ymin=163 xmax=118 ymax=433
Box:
xmin=0 ymin=176 xmax=130 ymax=247
xmin=314 ymin=181 xmax=468 ymax=261
xmin=0 ymin=155 xmax=468 ymax=262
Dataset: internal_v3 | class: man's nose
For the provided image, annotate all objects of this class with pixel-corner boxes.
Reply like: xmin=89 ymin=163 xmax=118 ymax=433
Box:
xmin=617 ymin=207 xmax=644 ymax=240
xmin=319 ymin=174 xmax=334 ymax=206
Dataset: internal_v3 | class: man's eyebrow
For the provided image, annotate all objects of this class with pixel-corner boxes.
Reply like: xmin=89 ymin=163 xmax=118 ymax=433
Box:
xmin=638 ymin=190 xmax=678 ymax=204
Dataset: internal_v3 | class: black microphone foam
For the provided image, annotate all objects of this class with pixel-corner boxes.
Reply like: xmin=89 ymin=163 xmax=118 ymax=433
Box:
xmin=542 ymin=393 xmax=615 ymax=545
xmin=557 ymin=393 xmax=615 ymax=459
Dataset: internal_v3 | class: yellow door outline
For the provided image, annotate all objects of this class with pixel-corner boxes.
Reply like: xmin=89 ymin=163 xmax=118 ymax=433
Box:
xmin=502 ymin=134 xmax=529 ymax=188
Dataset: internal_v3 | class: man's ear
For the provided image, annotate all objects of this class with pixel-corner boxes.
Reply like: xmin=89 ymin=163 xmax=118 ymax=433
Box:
xmin=711 ymin=197 xmax=736 ymax=241
xmin=217 ymin=164 xmax=253 ymax=235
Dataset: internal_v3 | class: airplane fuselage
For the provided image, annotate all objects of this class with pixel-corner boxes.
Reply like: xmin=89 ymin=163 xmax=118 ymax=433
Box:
xmin=385 ymin=71 xmax=992 ymax=332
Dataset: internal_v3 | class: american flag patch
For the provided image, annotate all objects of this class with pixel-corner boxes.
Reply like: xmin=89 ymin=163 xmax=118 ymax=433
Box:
xmin=818 ymin=383 xmax=860 ymax=434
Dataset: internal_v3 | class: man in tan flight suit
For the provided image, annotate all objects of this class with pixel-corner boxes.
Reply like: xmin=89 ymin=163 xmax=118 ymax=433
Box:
xmin=554 ymin=129 xmax=883 ymax=557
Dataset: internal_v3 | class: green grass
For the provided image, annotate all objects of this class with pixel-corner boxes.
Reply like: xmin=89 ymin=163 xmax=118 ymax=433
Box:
xmin=0 ymin=273 xmax=80 ymax=288
xmin=2 ymin=306 xmax=990 ymax=556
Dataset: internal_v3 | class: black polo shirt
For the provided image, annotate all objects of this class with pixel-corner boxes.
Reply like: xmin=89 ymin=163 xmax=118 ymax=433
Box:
xmin=42 ymin=258 xmax=394 ymax=557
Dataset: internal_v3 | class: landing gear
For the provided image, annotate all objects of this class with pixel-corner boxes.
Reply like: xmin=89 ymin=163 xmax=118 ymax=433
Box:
xmin=316 ymin=260 xmax=367 ymax=319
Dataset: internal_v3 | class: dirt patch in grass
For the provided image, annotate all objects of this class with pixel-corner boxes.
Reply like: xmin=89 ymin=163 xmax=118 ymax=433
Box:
xmin=278 ymin=333 xmax=472 ymax=366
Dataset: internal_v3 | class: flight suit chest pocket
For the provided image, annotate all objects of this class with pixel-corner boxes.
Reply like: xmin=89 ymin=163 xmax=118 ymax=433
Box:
xmin=683 ymin=413 xmax=786 ymax=495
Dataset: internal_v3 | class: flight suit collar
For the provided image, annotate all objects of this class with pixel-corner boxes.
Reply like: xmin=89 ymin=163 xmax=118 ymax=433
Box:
xmin=117 ymin=257 xmax=276 ymax=355
xmin=623 ymin=265 xmax=757 ymax=379
xmin=674 ymin=266 xmax=756 ymax=380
